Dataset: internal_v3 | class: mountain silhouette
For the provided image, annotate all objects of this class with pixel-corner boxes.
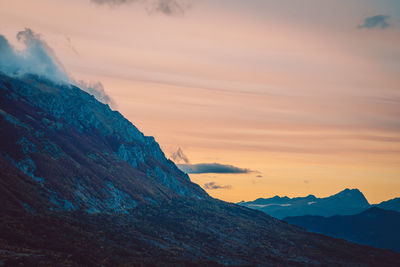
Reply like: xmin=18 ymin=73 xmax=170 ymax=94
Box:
xmin=375 ymin=198 xmax=400 ymax=213
xmin=239 ymin=188 xmax=371 ymax=219
xmin=284 ymin=207 xmax=400 ymax=253
xmin=1 ymin=73 xmax=400 ymax=266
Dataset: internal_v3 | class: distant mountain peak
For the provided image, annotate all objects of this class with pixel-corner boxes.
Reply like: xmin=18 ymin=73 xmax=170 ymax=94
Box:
xmin=332 ymin=188 xmax=369 ymax=205
xmin=338 ymin=188 xmax=361 ymax=194
xmin=239 ymin=188 xmax=371 ymax=219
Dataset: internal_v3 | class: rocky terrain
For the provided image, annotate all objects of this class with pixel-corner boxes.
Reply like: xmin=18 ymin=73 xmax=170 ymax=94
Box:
xmin=1 ymin=73 xmax=400 ymax=266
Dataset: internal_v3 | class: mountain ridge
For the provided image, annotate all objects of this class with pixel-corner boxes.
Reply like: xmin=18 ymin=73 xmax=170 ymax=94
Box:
xmin=239 ymin=188 xmax=372 ymax=219
xmin=1 ymin=73 xmax=400 ymax=266
xmin=375 ymin=198 xmax=400 ymax=212
xmin=0 ymin=72 xmax=208 ymax=215
xmin=284 ymin=207 xmax=400 ymax=253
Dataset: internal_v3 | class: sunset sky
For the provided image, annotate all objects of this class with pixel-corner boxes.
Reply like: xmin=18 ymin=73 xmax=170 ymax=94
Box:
xmin=1 ymin=0 xmax=399 ymax=203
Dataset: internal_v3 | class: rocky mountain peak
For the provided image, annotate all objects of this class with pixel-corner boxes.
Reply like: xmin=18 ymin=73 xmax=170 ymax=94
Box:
xmin=0 ymin=73 xmax=208 ymax=214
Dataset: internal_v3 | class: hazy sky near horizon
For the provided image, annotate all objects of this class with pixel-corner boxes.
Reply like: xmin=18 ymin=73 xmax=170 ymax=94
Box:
xmin=1 ymin=0 xmax=400 ymax=203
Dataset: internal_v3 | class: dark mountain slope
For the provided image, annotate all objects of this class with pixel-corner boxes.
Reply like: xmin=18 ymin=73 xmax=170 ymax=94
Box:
xmin=1 ymin=73 xmax=400 ymax=266
xmin=0 ymin=73 xmax=207 ymax=214
xmin=375 ymin=198 xmax=400 ymax=213
xmin=239 ymin=188 xmax=370 ymax=219
xmin=284 ymin=207 xmax=400 ymax=253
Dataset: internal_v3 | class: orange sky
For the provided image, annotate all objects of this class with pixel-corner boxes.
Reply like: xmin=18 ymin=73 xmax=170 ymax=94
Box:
xmin=1 ymin=0 xmax=400 ymax=203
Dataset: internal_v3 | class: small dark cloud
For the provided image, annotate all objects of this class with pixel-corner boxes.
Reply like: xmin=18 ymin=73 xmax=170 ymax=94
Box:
xmin=172 ymin=148 xmax=253 ymax=174
xmin=90 ymin=0 xmax=192 ymax=16
xmin=150 ymin=0 xmax=189 ymax=16
xmin=177 ymin=163 xmax=252 ymax=174
xmin=358 ymin=15 xmax=390 ymax=29
xmin=170 ymin=147 xmax=190 ymax=164
xmin=204 ymin=182 xmax=232 ymax=190
xmin=91 ymin=0 xmax=134 ymax=5
xmin=256 ymin=175 xmax=263 ymax=178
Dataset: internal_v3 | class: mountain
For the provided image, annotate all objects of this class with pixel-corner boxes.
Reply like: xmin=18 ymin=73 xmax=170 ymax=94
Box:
xmin=284 ymin=207 xmax=400 ymax=253
xmin=0 ymin=72 xmax=207 ymax=214
xmin=375 ymin=198 xmax=400 ymax=213
xmin=238 ymin=188 xmax=370 ymax=219
xmin=1 ymin=73 xmax=400 ymax=266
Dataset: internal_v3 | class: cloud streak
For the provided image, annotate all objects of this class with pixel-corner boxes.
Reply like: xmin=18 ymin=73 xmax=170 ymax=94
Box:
xmin=358 ymin=15 xmax=390 ymax=29
xmin=171 ymin=147 xmax=253 ymax=174
xmin=90 ymin=0 xmax=192 ymax=16
xmin=204 ymin=182 xmax=232 ymax=190
xmin=91 ymin=0 xmax=133 ymax=5
xmin=177 ymin=163 xmax=252 ymax=174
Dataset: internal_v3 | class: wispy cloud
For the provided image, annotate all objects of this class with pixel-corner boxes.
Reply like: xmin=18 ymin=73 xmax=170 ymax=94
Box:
xmin=75 ymin=80 xmax=117 ymax=108
xmin=177 ymin=163 xmax=251 ymax=174
xmin=0 ymin=29 xmax=115 ymax=107
xmin=204 ymin=182 xmax=232 ymax=190
xmin=358 ymin=15 xmax=390 ymax=29
xmin=0 ymin=28 xmax=69 ymax=83
xmin=170 ymin=147 xmax=189 ymax=164
xmin=90 ymin=0 xmax=192 ymax=16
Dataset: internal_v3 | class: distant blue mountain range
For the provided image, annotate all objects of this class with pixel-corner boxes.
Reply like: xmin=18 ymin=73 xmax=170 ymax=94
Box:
xmin=284 ymin=207 xmax=400 ymax=253
xmin=238 ymin=188 xmax=399 ymax=219
xmin=375 ymin=198 xmax=400 ymax=212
